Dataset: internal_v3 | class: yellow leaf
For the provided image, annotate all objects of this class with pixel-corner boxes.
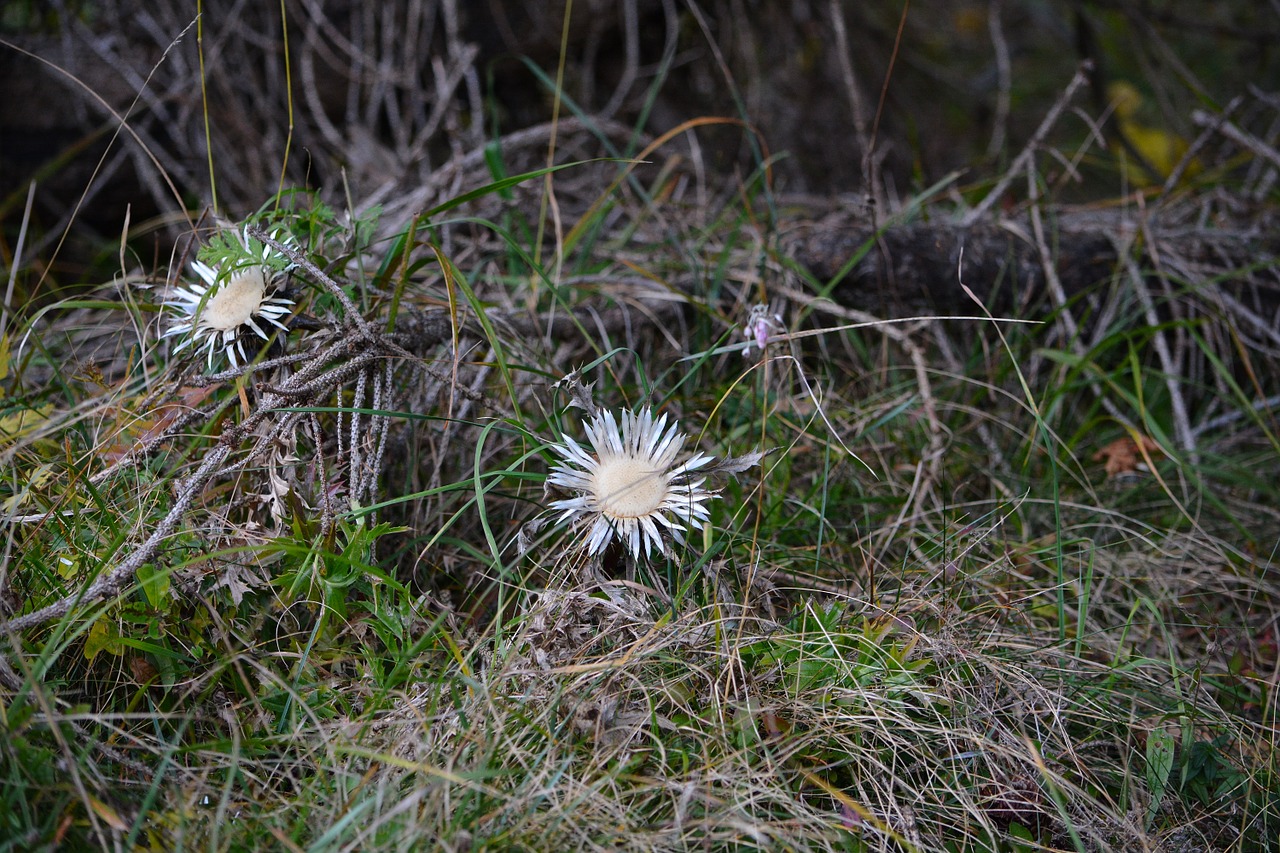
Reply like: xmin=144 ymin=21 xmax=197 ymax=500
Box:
xmin=0 ymin=403 xmax=54 ymax=442
xmin=57 ymin=556 xmax=79 ymax=580
xmin=1107 ymin=81 xmax=1201 ymax=187
xmin=1 ymin=460 xmax=58 ymax=514
xmin=84 ymin=619 xmax=125 ymax=662
xmin=87 ymin=795 xmax=129 ymax=830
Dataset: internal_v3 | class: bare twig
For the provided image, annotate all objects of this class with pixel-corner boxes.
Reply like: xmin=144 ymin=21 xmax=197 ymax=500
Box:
xmin=1024 ymin=168 xmax=1134 ymax=432
xmin=0 ymin=181 xmax=36 ymax=341
xmin=0 ymin=650 xmax=21 ymax=691
xmin=1132 ymin=221 xmax=1196 ymax=459
xmin=962 ymin=62 xmax=1093 ymax=228
xmin=985 ymin=0 xmax=1012 ymax=161
xmin=1192 ymin=109 xmax=1280 ymax=172
xmin=1159 ymin=96 xmax=1242 ymax=196
xmin=828 ymin=0 xmax=871 ymax=172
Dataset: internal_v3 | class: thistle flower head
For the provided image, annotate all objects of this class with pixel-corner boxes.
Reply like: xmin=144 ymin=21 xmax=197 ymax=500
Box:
xmin=163 ymin=225 xmax=297 ymax=370
xmin=547 ymin=408 xmax=716 ymax=560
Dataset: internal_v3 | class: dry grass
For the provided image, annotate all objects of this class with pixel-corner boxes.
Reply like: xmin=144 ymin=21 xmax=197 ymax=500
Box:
xmin=3 ymin=2 xmax=1280 ymax=851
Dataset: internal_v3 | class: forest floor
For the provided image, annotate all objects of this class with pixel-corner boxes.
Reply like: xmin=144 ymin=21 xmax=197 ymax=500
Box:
xmin=2 ymin=2 xmax=1279 ymax=850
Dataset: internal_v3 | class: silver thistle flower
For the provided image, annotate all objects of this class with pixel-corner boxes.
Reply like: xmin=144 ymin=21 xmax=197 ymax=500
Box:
xmin=547 ymin=408 xmax=716 ymax=560
xmin=163 ymin=227 xmax=297 ymax=369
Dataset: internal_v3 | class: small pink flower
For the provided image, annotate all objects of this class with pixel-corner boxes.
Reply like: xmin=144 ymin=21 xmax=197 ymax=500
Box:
xmin=742 ymin=304 xmax=784 ymax=359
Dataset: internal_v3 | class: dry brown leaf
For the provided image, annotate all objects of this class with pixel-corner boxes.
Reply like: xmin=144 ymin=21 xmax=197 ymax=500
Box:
xmin=1092 ymin=434 xmax=1162 ymax=478
xmin=129 ymin=655 xmax=158 ymax=685
xmin=102 ymin=385 xmax=220 ymax=463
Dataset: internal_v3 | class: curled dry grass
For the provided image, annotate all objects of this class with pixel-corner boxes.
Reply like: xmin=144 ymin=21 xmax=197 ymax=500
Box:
xmin=3 ymin=3 xmax=1280 ymax=852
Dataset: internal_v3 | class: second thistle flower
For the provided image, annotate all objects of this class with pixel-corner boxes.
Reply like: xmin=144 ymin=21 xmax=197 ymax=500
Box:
xmin=547 ymin=408 xmax=716 ymax=561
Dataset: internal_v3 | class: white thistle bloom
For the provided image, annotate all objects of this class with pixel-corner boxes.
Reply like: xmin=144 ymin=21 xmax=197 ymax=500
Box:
xmin=163 ymin=228 xmax=296 ymax=369
xmin=547 ymin=408 xmax=716 ymax=560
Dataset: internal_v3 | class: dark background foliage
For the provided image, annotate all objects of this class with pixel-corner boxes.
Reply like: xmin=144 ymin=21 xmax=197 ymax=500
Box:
xmin=2 ymin=1 xmax=1275 ymax=281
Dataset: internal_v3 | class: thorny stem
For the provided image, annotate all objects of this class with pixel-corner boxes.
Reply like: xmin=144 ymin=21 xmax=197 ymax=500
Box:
xmin=248 ymin=225 xmax=377 ymax=341
xmin=0 ymin=282 xmax=687 ymax=666
xmin=0 ymin=309 xmax=412 ymax=649
xmin=1 ymin=444 xmax=232 ymax=638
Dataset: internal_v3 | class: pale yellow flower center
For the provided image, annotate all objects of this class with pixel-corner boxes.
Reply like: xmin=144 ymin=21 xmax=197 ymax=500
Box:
xmin=592 ymin=455 xmax=667 ymax=518
xmin=202 ymin=267 xmax=268 ymax=331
